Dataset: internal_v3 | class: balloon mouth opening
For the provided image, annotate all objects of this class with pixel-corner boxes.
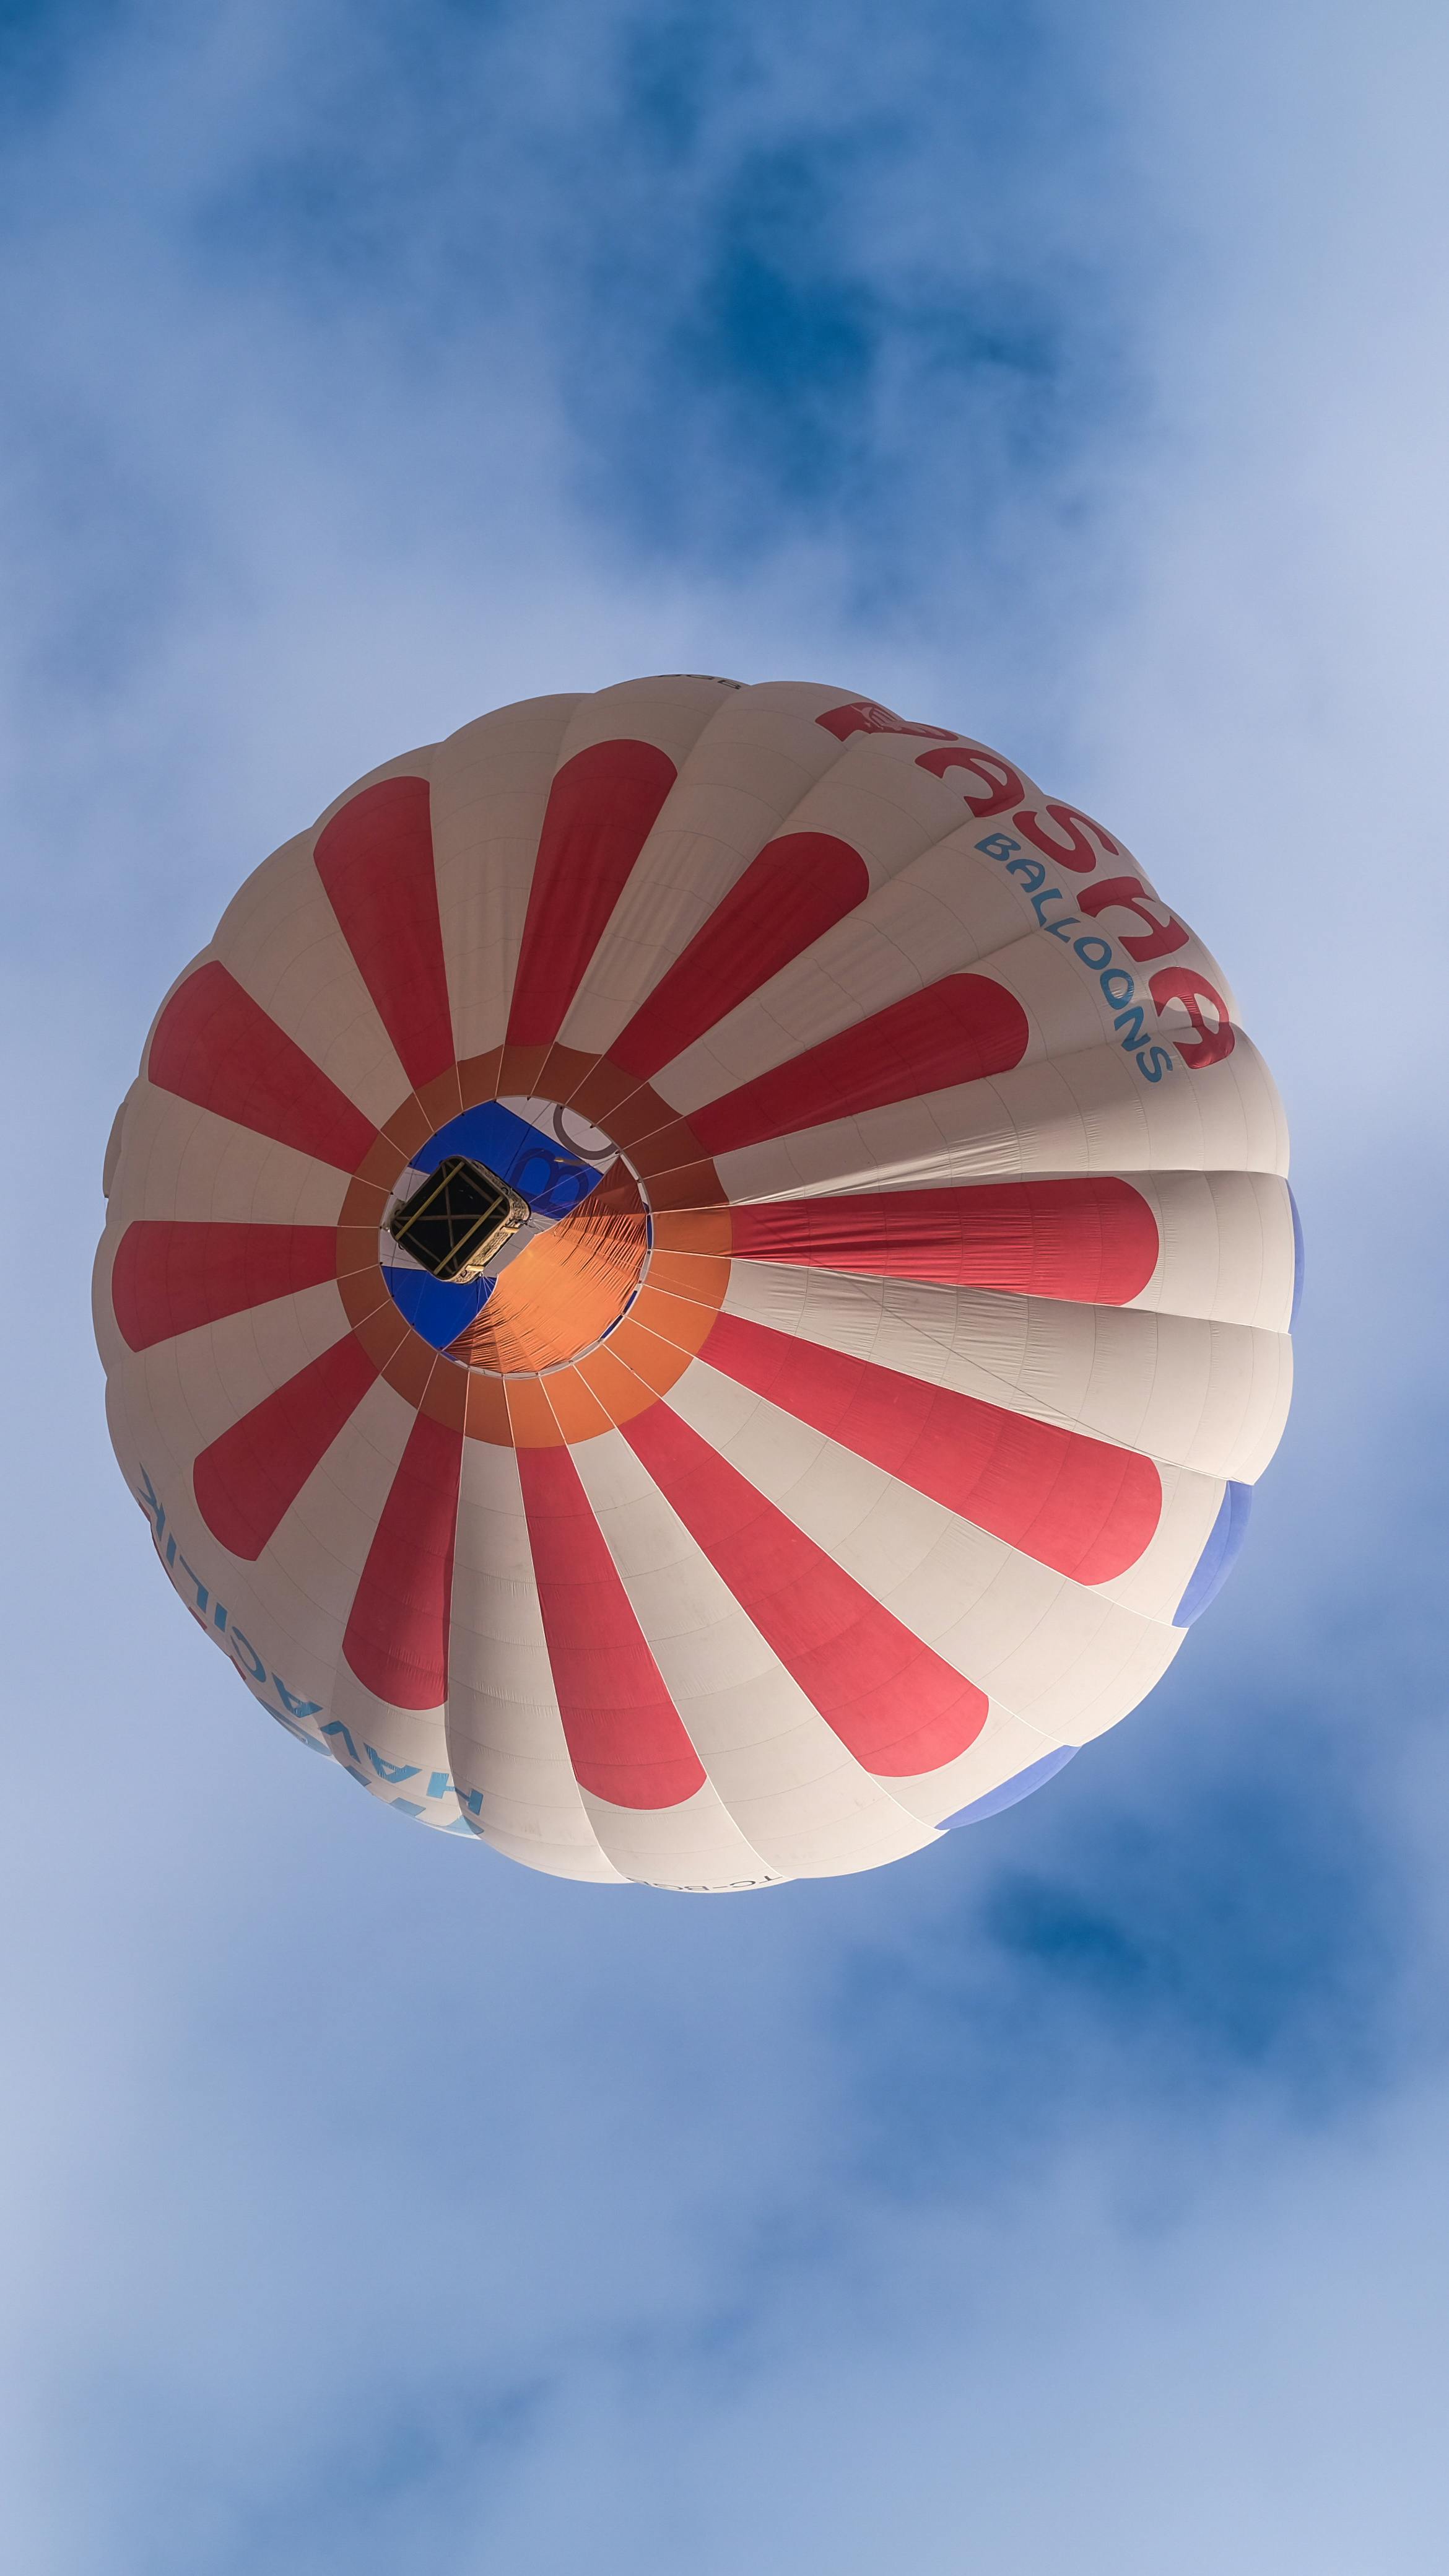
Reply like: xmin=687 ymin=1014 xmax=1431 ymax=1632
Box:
xmin=386 ymin=1154 xmax=528 ymax=1282
xmin=376 ymin=1086 xmax=668 ymax=1373
xmin=446 ymin=1153 xmax=654 ymax=1375
xmin=346 ymin=1053 xmax=730 ymax=1433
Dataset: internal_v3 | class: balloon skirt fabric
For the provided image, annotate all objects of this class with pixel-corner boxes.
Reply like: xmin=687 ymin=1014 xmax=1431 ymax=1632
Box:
xmin=95 ymin=678 xmax=1297 ymax=1890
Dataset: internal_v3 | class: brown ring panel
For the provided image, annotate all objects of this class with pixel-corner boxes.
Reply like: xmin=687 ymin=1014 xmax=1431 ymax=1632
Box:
xmin=334 ymin=1050 xmax=732 ymax=1446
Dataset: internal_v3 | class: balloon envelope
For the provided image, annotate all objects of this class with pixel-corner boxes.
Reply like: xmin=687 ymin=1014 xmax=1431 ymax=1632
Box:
xmin=95 ymin=677 xmax=1296 ymax=1889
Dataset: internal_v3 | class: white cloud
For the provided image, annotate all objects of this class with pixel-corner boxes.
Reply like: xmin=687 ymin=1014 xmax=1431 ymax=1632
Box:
xmin=2 ymin=1 xmax=1447 ymax=2565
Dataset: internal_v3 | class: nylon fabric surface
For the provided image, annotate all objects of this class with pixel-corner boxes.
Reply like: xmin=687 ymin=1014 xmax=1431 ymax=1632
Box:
xmin=95 ymin=675 xmax=1295 ymax=1890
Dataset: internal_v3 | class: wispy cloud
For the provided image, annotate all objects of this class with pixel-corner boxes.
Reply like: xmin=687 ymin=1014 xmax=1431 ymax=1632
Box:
xmin=2 ymin=1 xmax=1448 ymax=2567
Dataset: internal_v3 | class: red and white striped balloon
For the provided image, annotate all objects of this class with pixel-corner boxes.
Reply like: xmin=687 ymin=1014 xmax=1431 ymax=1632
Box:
xmin=94 ymin=676 xmax=1296 ymax=1890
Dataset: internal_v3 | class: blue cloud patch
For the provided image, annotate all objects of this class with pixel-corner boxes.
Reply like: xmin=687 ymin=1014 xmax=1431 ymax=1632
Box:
xmin=837 ymin=1697 xmax=1411 ymax=2199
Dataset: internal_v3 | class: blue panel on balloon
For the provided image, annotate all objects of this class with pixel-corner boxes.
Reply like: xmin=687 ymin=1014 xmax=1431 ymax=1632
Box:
xmin=412 ymin=1102 xmax=604 ymax=1220
xmin=382 ymin=1263 xmax=495 ymax=1352
xmin=1173 ymin=1479 xmax=1253 ymax=1628
xmin=939 ymin=1744 xmax=1078 ymax=1828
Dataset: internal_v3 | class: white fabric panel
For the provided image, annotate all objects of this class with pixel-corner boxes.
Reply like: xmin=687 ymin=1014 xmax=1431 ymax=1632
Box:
xmin=885 ymin=1706 xmax=1071 ymax=1828
xmin=445 ymin=1439 xmax=625 ymax=1884
xmin=102 ymin=1078 xmax=140 ymax=1197
xmin=222 ymin=1372 xmax=414 ymax=1680
xmin=476 ymin=1827 xmax=627 ymax=1885
xmin=556 ymin=682 xmax=856 ymax=1055
xmin=431 ymin=695 xmax=583 ymax=1063
xmin=324 ymin=1659 xmax=453 ymax=1829
xmin=658 ymin=839 xmax=1030 ymax=1112
xmin=1129 ymin=1171 xmax=1299 ymax=1330
xmin=118 ymin=1278 xmax=351 ymax=1475
xmin=113 ymin=1080 xmax=350 ymax=1228
xmin=986 ymin=919 xmax=1242 ymax=1081
xmin=715 ymin=1290 xmax=1230 ymax=1638
xmin=550 ymin=673 xmax=743 ymax=769
xmin=715 ymin=1029 xmax=1289 ymax=1207
xmin=91 ymin=1226 xmax=128 ymax=1382
xmin=720 ymin=1260 xmax=1292 ymax=1484
xmin=102 ymin=1373 xmax=420 ymax=1791
xmin=103 ymin=1384 xmax=336 ymax=1755
xmin=756 ymin=725 xmax=1016 ymax=873
xmin=653 ymin=827 xmax=1238 ymax=1119
xmin=713 ymin=1262 xmax=1236 ymax=1623
xmin=577 ymin=1782 xmax=788 ymax=1892
xmin=1093 ymin=1460 xmax=1227 ymax=1624
xmin=309 ymin=742 xmax=441 ymax=834
xmin=452 ymin=675 xmax=734 ymax=1057
xmin=568 ymin=1428 xmax=933 ymax=1880
xmin=905 ymin=749 xmax=1242 ymax=1021
xmin=662 ymin=1360 xmax=1185 ymax=1743
xmin=209 ymin=832 xmax=413 ymax=1127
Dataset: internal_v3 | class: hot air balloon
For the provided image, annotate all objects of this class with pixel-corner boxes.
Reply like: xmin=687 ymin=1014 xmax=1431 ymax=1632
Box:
xmin=94 ymin=677 xmax=1297 ymax=1890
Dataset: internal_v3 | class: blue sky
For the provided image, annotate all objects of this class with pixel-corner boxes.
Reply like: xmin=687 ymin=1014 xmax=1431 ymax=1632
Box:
xmin=3 ymin=1 xmax=1448 ymax=2567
